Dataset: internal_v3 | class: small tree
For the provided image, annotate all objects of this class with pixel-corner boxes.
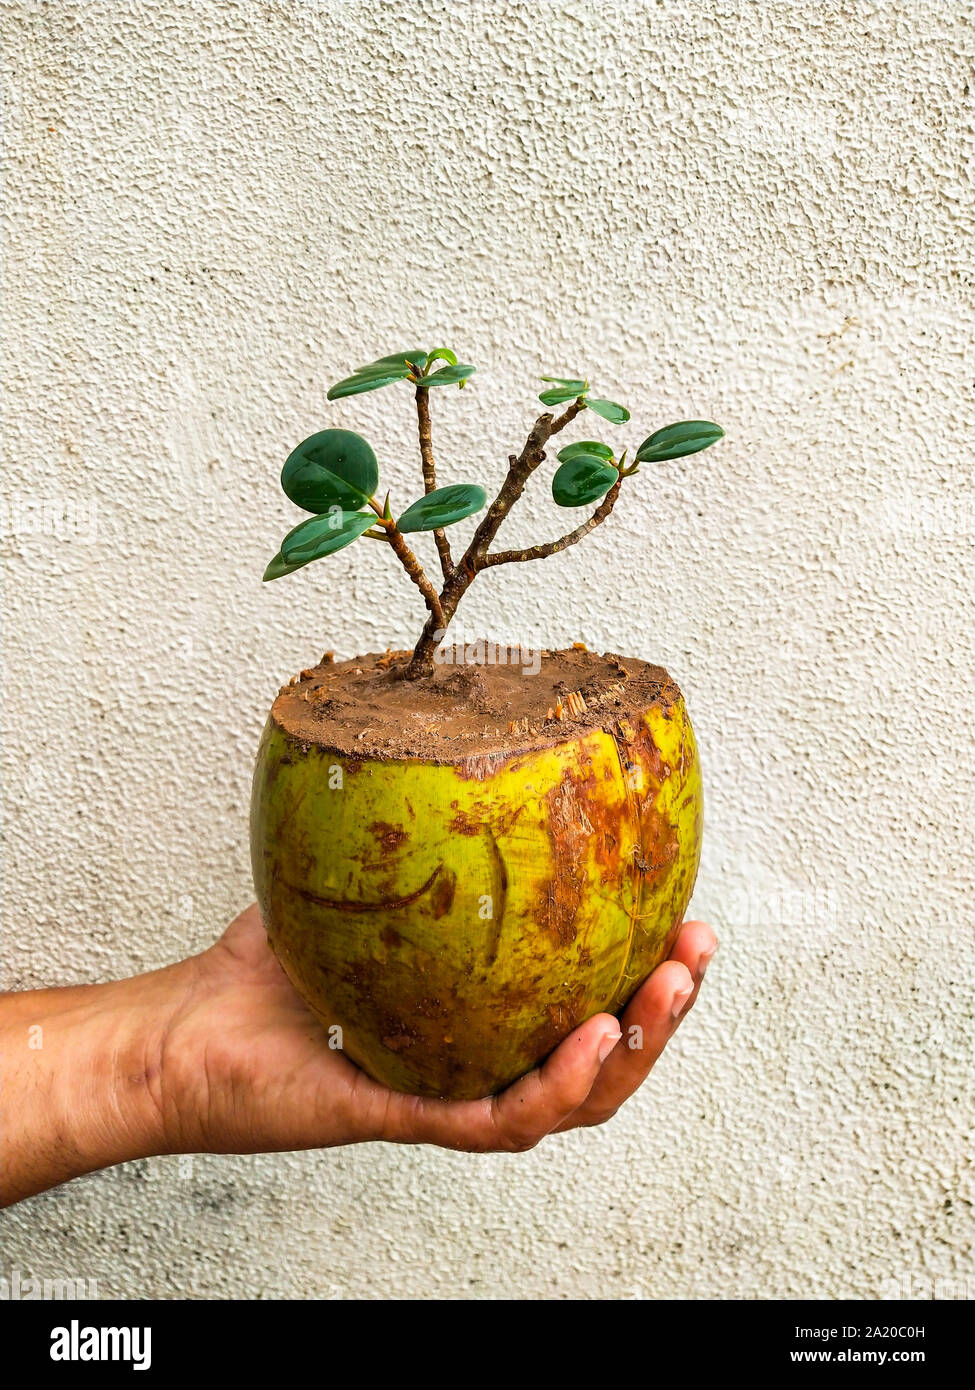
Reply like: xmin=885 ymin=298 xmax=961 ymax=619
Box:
xmin=265 ymin=348 xmax=723 ymax=679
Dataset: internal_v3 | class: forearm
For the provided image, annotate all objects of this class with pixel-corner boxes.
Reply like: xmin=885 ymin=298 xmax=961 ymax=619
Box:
xmin=0 ymin=966 xmax=183 ymax=1206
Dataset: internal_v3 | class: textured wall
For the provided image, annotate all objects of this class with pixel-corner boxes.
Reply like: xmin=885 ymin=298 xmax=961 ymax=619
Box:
xmin=2 ymin=0 xmax=971 ymax=1300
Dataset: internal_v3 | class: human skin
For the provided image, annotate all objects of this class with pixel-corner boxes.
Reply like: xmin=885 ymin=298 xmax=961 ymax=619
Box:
xmin=0 ymin=906 xmax=717 ymax=1206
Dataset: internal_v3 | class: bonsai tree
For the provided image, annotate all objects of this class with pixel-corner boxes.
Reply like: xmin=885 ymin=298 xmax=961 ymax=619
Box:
xmin=253 ymin=345 xmax=724 ymax=1099
xmin=264 ymin=348 xmax=723 ymax=677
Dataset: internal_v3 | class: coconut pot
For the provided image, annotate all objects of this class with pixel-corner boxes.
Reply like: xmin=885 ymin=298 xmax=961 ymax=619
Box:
xmin=250 ymin=651 xmax=702 ymax=1100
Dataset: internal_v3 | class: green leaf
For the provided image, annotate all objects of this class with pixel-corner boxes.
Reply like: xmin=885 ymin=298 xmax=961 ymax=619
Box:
xmin=635 ymin=420 xmax=725 ymax=461
xmin=357 ymin=350 xmax=428 ymax=369
xmin=586 ymin=398 xmax=630 ymax=424
xmin=417 ymin=363 xmax=476 ymax=387
xmin=397 ymin=483 xmax=487 ymax=533
xmin=351 ymin=361 xmax=417 ymax=378
xmin=263 ymin=549 xmax=312 ymax=582
xmin=539 ymin=386 xmax=586 ymax=406
xmin=327 ymin=369 xmax=412 ymax=399
xmin=281 ymin=429 xmax=379 ymax=512
xmin=540 ymin=376 xmax=587 ymax=392
xmin=557 ymin=439 xmax=614 ymax=463
xmin=424 ymin=347 xmax=457 ymax=371
xmin=280 ymin=510 xmax=375 ymax=565
xmin=551 ymin=456 xmax=618 ymax=507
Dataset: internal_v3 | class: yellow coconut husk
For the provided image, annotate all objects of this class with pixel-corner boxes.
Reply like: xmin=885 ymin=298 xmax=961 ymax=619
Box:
xmin=250 ymin=670 xmax=702 ymax=1100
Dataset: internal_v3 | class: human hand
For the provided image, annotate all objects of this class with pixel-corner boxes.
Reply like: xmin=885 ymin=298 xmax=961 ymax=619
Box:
xmin=154 ymin=905 xmax=717 ymax=1156
xmin=0 ymin=906 xmax=716 ymax=1203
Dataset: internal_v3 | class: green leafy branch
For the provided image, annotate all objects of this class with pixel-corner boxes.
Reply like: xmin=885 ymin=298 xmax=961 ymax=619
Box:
xmin=263 ymin=349 xmax=724 ymax=678
xmin=538 ymin=375 xmax=630 ymax=424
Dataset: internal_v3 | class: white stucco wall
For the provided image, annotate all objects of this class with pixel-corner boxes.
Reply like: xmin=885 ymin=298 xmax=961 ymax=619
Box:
xmin=1 ymin=0 xmax=971 ymax=1300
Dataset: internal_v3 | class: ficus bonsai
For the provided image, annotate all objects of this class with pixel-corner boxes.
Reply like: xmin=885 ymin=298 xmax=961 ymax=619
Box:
xmin=252 ymin=346 xmax=723 ymax=1101
xmin=264 ymin=347 xmax=723 ymax=678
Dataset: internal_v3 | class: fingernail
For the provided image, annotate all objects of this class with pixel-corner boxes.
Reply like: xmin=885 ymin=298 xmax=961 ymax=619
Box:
xmin=697 ymin=945 xmax=717 ymax=980
xmin=598 ymin=1030 xmax=622 ymax=1063
xmin=672 ymin=984 xmax=693 ymax=1019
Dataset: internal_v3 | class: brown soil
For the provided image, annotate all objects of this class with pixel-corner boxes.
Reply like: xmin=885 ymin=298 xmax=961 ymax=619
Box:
xmin=271 ymin=643 xmax=678 ymax=761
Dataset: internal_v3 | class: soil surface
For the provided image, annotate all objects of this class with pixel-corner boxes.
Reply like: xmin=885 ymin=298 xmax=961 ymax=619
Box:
xmin=271 ymin=643 xmax=679 ymax=761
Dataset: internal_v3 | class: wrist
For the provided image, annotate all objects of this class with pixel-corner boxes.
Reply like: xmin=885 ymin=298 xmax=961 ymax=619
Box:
xmin=0 ymin=959 xmax=197 ymax=1204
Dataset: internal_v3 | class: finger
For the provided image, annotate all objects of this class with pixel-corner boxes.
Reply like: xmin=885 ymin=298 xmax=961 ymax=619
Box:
xmin=374 ymin=1012 xmax=623 ymax=1153
xmin=666 ymin=920 xmax=718 ymax=1017
xmin=487 ymin=1011 xmax=623 ymax=1150
xmin=553 ymin=920 xmax=717 ymax=1131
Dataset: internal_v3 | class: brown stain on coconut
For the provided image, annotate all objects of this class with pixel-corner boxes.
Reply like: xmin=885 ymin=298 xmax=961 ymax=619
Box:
xmin=368 ymin=821 xmax=410 ymax=853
